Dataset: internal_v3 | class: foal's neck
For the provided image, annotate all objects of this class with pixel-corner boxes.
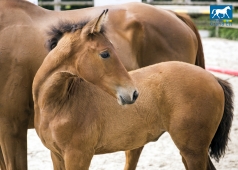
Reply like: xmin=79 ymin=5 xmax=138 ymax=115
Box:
xmin=32 ymin=46 xmax=78 ymax=104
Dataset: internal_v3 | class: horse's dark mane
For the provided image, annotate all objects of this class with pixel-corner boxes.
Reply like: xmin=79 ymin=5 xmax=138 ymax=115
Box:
xmin=46 ymin=19 xmax=106 ymax=51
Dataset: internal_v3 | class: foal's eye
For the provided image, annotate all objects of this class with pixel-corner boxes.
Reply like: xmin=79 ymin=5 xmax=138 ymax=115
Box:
xmin=50 ymin=42 xmax=57 ymax=50
xmin=100 ymin=51 xmax=110 ymax=59
xmin=47 ymin=38 xmax=58 ymax=51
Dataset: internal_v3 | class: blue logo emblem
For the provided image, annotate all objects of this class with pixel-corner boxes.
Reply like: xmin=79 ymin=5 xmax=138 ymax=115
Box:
xmin=210 ymin=5 xmax=233 ymax=20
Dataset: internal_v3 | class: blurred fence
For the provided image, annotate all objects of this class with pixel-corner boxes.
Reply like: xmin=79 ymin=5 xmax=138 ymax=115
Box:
xmin=37 ymin=0 xmax=238 ymax=38
xmin=38 ymin=0 xmax=238 ymax=11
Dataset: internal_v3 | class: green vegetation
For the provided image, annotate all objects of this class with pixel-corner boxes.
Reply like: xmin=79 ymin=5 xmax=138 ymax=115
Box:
xmin=210 ymin=27 xmax=238 ymax=40
xmin=191 ymin=14 xmax=238 ymax=40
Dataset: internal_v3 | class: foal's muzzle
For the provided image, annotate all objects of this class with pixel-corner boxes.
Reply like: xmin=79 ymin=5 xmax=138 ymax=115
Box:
xmin=117 ymin=88 xmax=139 ymax=105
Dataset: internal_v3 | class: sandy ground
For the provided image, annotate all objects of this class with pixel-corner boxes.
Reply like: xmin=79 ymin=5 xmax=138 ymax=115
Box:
xmin=27 ymin=38 xmax=238 ymax=170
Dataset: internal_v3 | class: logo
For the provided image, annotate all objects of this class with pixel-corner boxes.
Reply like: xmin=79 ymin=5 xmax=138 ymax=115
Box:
xmin=210 ymin=5 xmax=233 ymax=19
xmin=210 ymin=5 xmax=233 ymax=26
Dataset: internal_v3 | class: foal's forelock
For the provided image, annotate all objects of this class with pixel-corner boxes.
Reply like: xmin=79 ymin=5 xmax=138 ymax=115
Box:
xmin=46 ymin=20 xmax=106 ymax=51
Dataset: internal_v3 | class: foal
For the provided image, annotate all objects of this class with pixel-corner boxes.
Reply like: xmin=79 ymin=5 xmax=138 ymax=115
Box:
xmin=33 ymin=10 xmax=138 ymax=106
xmin=33 ymin=59 xmax=233 ymax=170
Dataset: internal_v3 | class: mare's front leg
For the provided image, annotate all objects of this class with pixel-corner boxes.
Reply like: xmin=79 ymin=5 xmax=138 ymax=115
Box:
xmin=0 ymin=147 xmax=6 ymax=170
xmin=124 ymin=146 xmax=144 ymax=170
xmin=64 ymin=149 xmax=94 ymax=170
xmin=0 ymin=118 xmax=28 ymax=170
xmin=0 ymin=75 xmax=32 ymax=170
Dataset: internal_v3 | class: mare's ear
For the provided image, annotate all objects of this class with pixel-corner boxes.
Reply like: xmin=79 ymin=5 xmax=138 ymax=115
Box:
xmin=83 ymin=9 xmax=108 ymax=35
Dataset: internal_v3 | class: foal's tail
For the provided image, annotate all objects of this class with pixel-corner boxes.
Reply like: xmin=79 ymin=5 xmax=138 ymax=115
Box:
xmin=174 ymin=12 xmax=205 ymax=69
xmin=209 ymin=77 xmax=234 ymax=162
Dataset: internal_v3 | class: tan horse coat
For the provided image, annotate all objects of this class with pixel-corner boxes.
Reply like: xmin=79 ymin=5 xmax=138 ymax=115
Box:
xmin=33 ymin=61 xmax=233 ymax=170
xmin=0 ymin=0 xmax=204 ymax=169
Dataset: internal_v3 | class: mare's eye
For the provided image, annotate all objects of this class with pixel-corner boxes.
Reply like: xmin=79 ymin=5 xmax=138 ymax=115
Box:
xmin=100 ymin=51 xmax=110 ymax=59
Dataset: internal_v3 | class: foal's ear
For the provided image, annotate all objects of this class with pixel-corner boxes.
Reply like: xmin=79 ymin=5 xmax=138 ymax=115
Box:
xmin=83 ymin=9 xmax=108 ymax=35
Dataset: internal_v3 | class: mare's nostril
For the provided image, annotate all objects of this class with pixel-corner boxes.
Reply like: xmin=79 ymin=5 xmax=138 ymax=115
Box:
xmin=132 ymin=90 xmax=139 ymax=101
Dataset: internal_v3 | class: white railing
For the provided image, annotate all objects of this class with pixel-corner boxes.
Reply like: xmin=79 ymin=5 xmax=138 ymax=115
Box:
xmin=38 ymin=0 xmax=238 ymax=11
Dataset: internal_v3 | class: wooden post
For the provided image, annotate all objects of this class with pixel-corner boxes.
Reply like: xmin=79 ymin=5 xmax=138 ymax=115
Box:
xmin=185 ymin=0 xmax=191 ymax=4
xmin=215 ymin=26 xmax=219 ymax=37
xmin=54 ymin=0 xmax=61 ymax=11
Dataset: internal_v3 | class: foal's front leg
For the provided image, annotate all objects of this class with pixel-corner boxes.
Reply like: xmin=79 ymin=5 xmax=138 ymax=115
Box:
xmin=64 ymin=149 xmax=94 ymax=170
xmin=124 ymin=146 xmax=144 ymax=170
xmin=51 ymin=151 xmax=65 ymax=170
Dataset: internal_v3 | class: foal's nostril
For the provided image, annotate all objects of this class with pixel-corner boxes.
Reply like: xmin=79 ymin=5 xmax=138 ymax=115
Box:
xmin=132 ymin=90 xmax=139 ymax=101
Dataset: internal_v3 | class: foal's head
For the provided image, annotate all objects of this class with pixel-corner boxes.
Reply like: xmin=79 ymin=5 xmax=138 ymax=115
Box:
xmin=46 ymin=10 xmax=138 ymax=105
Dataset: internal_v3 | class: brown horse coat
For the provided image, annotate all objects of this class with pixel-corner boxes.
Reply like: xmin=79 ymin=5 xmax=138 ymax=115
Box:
xmin=33 ymin=61 xmax=233 ymax=170
xmin=0 ymin=0 xmax=204 ymax=169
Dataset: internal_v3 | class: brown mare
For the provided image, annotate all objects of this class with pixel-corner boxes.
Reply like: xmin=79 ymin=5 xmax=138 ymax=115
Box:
xmin=0 ymin=0 xmax=204 ymax=169
xmin=33 ymin=22 xmax=234 ymax=169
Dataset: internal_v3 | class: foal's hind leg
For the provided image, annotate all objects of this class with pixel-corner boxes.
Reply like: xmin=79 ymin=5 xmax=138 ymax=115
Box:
xmin=180 ymin=149 xmax=208 ymax=170
xmin=179 ymin=147 xmax=216 ymax=170
xmin=180 ymin=153 xmax=214 ymax=170
xmin=168 ymin=115 xmax=213 ymax=169
xmin=180 ymin=154 xmax=216 ymax=170
xmin=207 ymin=156 xmax=216 ymax=170
xmin=124 ymin=146 xmax=144 ymax=170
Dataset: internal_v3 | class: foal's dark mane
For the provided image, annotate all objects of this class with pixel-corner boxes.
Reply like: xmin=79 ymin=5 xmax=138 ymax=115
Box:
xmin=47 ymin=20 xmax=89 ymax=39
xmin=46 ymin=19 xmax=106 ymax=51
